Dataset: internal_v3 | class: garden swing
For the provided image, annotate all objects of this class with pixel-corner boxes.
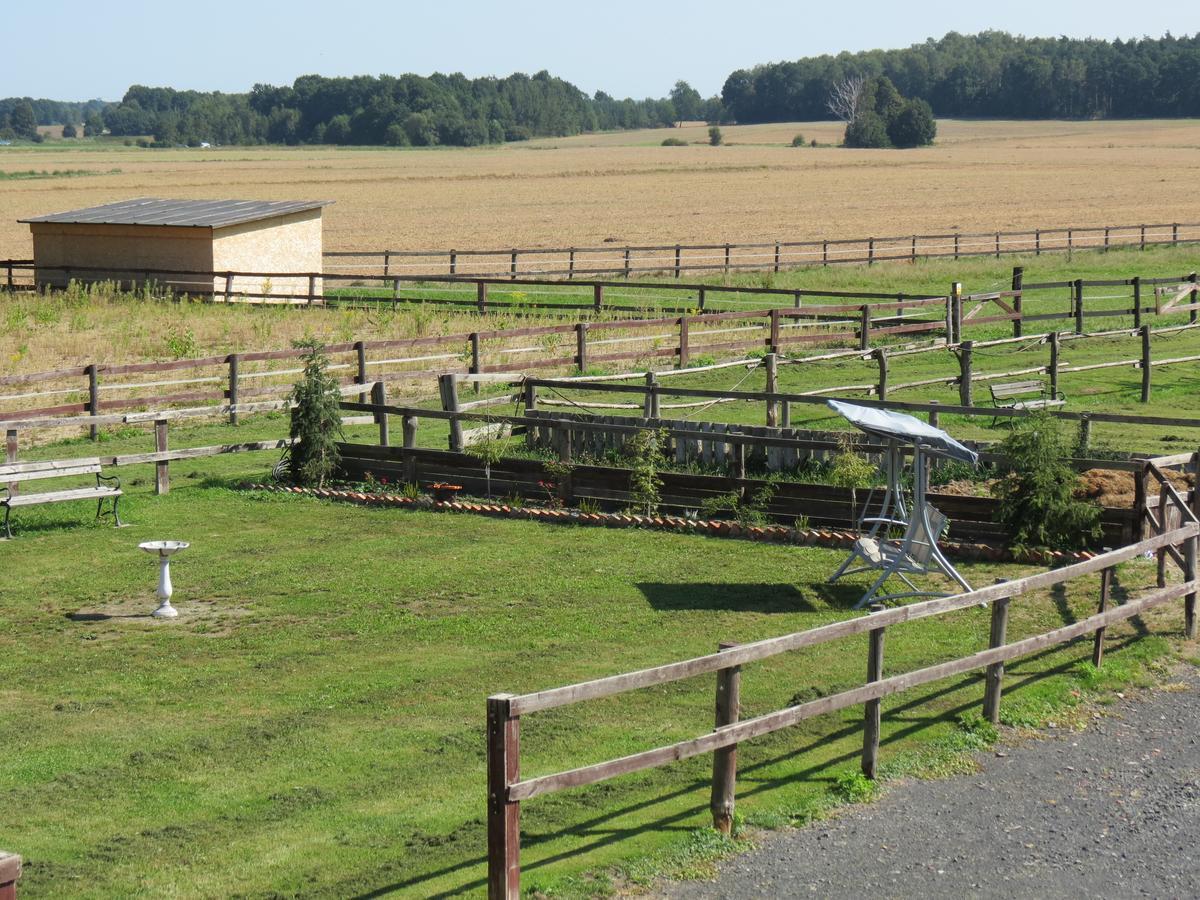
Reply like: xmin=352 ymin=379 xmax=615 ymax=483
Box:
xmin=825 ymin=400 xmax=978 ymax=609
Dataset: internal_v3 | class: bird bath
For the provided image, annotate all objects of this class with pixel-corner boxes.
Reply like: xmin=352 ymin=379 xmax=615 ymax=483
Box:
xmin=138 ymin=541 xmax=189 ymax=618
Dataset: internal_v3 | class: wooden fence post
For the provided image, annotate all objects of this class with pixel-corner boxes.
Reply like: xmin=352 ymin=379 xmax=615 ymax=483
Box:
xmin=575 ymin=322 xmax=589 ymax=373
xmin=1067 ymin=228 xmax=1074 ymax=255
xmin=1011 ymin=266 xmax=1024 ymax=337
xmin=1190 ymin=272 xmax=1198 ymax=326
xmin=228 ymin=354 xmax=241 ymax=425
xmin=643 ymin=372 xmax=659 ymax=420
xmin=567 ymin=248 xmax=576 ymax=279
xmin=449 ymin=250 xmax=457 ymax=276
xmin=593 ymin=283 xmax=603 ymax=313
xmin=953 ymin=233 xmax=960 ymax=260
xmin=439 ymin=374 xmax=463 ymax=452
xmin=486 ymin=694 xmax=521 ymax=900
xmin=862 ymin=605 xmax=886 ymax=779
xmin=678 ymin=316 xmax=690 ymax=369
xmin=1140 ymin=324 xmax=1152 ymax=402
xmin=995 ymin=232 xmax=1001 ymax=258
xmin=1074 ymin=279 xmax=1085 ymax=334
xmin=822 ymin=240 xmax=829 ymax=266
xmin=402 ymin=415 xmax=419 ymax=484
xmin=910 ymin=235 xmax=917 ymax=262
xmin=1035 ymin=228 xmax=1041 ymax=255
xmin=764 ymin=353 xmax=778 ymax=427
xmin=1132 ymin=462 xmax=1148 ymax=542
xmin=469 ymin=334 xmax=482 ymax=389
xmin=1132 ymin=276 xmax=1142 ymax=328
xmin=523 ymin=380 xmax=537 ymax=413
xmin=873 ymin=348 xmax=888 ymax=401
xmin=1173 ymin=223 xmax=1180 ymax=245
xmin=950 ymin=282 xmax=963 ymax=343
xmin=1093 ymin=566 xmax=1113 ymax=666
xmin=1049 ymin=331 xmax=1060 ymax=400
xmin=774 ymin=241 xmax=781 ymax=273
xmin=372 ymin=381 xmax=390 ymax=447
xmin=866 ymin=237 xmax=875 ymax=266
xmin=1078 ymin=416 xmax=1092 ymax=454
xmin=477 ymin=282 xmax=488 ymax=314
xmin=697 ymin=286 xmax=706 ymax=311
xmin=1140 ymin=224 xmax=1146 ymax=251
xmin=859 ymin=305 xmax=871 ymax=351
xmin=673 ymin=245 xmax=682 ymax=279
xmin=6 ymin=429 xmax=18 ymax=497
xmin=958 ymin=340 xmax=974 ymax=407
xmin=307 ymin=274 xmax=317 ymax=305
xmin=355 ymin=341 xmax=368 ymax=404
xmin=769 ymin=308 xmax=781 ymax=354
xmin=4 ymin=260 xmax=12 ymax=291
xmin=724 ymin=243 xmax=731 ymax=275
xmin=1187 ymin=534 xmax=1198 ymax=641
xmin=733 ymin=442 xmax=746 ymax=481
xmin=982 ymin=595 xmax=1010 ymax=724
xmin=154 ymin=419 xmax=169 ymax=495
xmin=710 ymin=641 xmax=741 ymax=835
xmin=623 ymin=248 xmax=631 ymax=279
xmin=86 ymin=364 xmax=99 ymax=440
xmin=382 ymin=250 xmax=392 ymax=278
xmin=510 ymin=250 xmax=518 ymax=280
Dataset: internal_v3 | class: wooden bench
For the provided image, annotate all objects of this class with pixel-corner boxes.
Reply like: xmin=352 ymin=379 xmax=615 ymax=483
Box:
xmin=989 ymin=379 xmax=1065 ymax=423
xmin=0 ymin=458 xmax=122 ymax=539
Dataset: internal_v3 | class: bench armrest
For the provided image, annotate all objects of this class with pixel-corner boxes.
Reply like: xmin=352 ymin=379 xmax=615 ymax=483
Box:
xmin=97 ymin=471 xmax=121 ymax=491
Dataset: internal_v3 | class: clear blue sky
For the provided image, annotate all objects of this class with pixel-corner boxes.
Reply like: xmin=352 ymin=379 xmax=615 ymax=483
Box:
xmin=6 ymin=0 xmax=1194 ymax=101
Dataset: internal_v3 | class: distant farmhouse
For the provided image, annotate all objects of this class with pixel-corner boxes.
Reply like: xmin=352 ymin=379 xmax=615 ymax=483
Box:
xmin=19 ymin=198 xmax=333 ymax=300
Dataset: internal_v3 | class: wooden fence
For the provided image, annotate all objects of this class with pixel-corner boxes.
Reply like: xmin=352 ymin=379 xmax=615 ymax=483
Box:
xmin=0 ymin=267 xmax=1196 ymax=432
xmin=483 ymin=470 xmax=1200 ymax=897
xmin=323 ymin=222 xmax=1200 ymax=279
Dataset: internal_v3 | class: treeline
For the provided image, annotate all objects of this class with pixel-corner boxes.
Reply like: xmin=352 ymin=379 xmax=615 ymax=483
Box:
xmin=0 ymin=98 xmax=107 ymax=141
xmin=722 ymin=31 xmax=1200 ymax=122
xmin=5 ymin=31 xmax=1199 ymax=147
xmin=63 ymin=72 xmax=692 ymax=147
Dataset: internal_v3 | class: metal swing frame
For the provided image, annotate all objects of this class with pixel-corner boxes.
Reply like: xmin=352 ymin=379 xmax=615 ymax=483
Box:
xmin=824 ymin=401 xmax=977 ymax=610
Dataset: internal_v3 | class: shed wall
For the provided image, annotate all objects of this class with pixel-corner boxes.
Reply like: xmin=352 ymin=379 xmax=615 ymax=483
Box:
xmin=212 ymin=209 xmax=323 ymax=300
xmin=29 ymin=223 xmax=214 ymax=291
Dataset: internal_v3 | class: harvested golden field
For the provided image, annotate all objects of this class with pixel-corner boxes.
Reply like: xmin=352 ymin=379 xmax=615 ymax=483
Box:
xmin=2 ymin=119 xmax=1199 ymax=259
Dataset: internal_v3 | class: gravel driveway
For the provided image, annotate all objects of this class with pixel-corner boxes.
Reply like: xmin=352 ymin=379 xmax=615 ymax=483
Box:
xmin=661 ymin=667 xmax=1200 ymax=898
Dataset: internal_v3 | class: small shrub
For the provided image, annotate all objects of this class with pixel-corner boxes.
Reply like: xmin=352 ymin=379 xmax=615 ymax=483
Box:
xmin=661 ymin=137 xmax=688 ymax=147
xmin=790 ymin=133 xmax=805 ymax=147
xmin=164 ymin=325 xmax=197 ymax=359
xmin=833 ymin=771 xmax=877 ymax=803
xmin=991 ymin=414 xmax=1101 ymax=551
xmin=400 ymin=482 xmax=423 ymax=500
xmin=708 ymin=126 xmax=723 ymax=146
xmin=288 ymin=340 xmax=344 ymax=488
xmin=625 ymin=428 xmax=666 ymax=515
xmin=576 ymin=498 xmax=602 ymax=515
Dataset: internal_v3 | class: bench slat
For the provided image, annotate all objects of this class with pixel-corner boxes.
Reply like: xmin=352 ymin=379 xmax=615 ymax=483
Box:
xmin=3 ymin=486 xmax=121 ymax=508
xmin=0 ymin=458 xmax=102 ymax=478
xmin=0 ymin=465 xmax=102 ymax=484
xmin=990 ymin=381 xmax=1045 ymax=398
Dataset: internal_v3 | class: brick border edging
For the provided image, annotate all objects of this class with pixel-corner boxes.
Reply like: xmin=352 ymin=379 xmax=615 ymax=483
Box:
xmin=0 ymin=851 xmax=21 ymax=900
xmin=243 ymin=484 xmax=1096 ymax=566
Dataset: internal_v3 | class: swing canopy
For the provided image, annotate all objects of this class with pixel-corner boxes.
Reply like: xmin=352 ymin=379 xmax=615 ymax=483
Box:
xmin=826 ymin=400 xmax=978 ymax=465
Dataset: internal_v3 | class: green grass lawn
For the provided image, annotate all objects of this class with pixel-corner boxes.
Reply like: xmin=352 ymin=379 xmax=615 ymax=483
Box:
xmin=0 ymin=429 xmax=1192 ymax=897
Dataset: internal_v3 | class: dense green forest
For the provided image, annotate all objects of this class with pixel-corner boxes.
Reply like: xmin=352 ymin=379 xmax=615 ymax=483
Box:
xmin=723 ymin=31 xmax=1200 ymax=122
xmin=2 ymin=31 xmax=1197 ymax=147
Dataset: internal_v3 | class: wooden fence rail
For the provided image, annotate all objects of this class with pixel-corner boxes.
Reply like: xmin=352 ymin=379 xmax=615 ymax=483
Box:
xmin=322 ymin=221 xmax=1200 ymax=280
xmin=484 ymin=503 xmax=1200 ymax=897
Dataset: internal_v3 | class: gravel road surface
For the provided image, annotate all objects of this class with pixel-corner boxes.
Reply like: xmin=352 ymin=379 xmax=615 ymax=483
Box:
xmin=661 ymin=668 xmax=1200 ymax=898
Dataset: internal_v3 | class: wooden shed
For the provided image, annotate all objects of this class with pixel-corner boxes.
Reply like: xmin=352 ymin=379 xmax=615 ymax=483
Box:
xmin=20 ymin=198 xmax=333 ymax=300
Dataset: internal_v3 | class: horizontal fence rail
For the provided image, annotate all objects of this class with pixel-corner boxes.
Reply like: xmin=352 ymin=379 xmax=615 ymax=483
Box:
xmin=484 ymin=500 xmax=1200 ymax=897
xmin=322 ymin=222 xmax=1200 ymax=280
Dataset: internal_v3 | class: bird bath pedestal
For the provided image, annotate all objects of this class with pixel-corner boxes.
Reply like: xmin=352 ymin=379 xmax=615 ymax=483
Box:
xmin=139 ymin=541 xmax=189 ymax=618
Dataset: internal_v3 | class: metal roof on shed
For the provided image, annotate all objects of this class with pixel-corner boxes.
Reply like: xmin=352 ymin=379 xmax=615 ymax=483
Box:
xmin=19 ymin=198 xmax=333 ymax=229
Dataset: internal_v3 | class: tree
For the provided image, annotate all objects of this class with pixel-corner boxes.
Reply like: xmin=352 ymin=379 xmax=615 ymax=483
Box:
xmin=826 ymin=75 xmax=866 ymax=124
xmin=288 ymin=341 xmax=344 ymax=488
xmin=669 ymin=80 xmax=703 ymax=124
xmin=708 ymin=125 xmax=723 ymax=146
xmin=83 ymin=112 xmax=105 ymax=137
xmin=61 ymin=123 xmax=77 ymax=138
xmin=843 ymin=110 xmax=891 ymax=148
xmin=887 ymin=99 xmax=937 ymax=147
xmin=10 ymin=100 xmax=36 ymax=139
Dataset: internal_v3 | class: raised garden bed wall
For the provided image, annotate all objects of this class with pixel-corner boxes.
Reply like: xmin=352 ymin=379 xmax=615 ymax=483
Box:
xmin=334 ymin=442 xmax=1136 ymax=547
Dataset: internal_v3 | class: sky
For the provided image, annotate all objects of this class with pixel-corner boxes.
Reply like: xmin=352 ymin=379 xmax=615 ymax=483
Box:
xmin=4 ymin=0 xmax=1195 ymax=101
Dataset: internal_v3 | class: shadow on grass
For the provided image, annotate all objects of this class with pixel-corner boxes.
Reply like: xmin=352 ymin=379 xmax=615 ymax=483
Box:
xmin=638 ymin=582 xmax=818 ymax=614
xmin=355 ymin=633 xmax=1143 ymax=897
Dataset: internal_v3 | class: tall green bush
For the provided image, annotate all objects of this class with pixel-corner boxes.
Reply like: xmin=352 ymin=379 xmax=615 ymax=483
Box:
xmin=288 ymin=340 xmax=344 ymax=488
xmin=991 ymin=415 xmax=1101 ymax=551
